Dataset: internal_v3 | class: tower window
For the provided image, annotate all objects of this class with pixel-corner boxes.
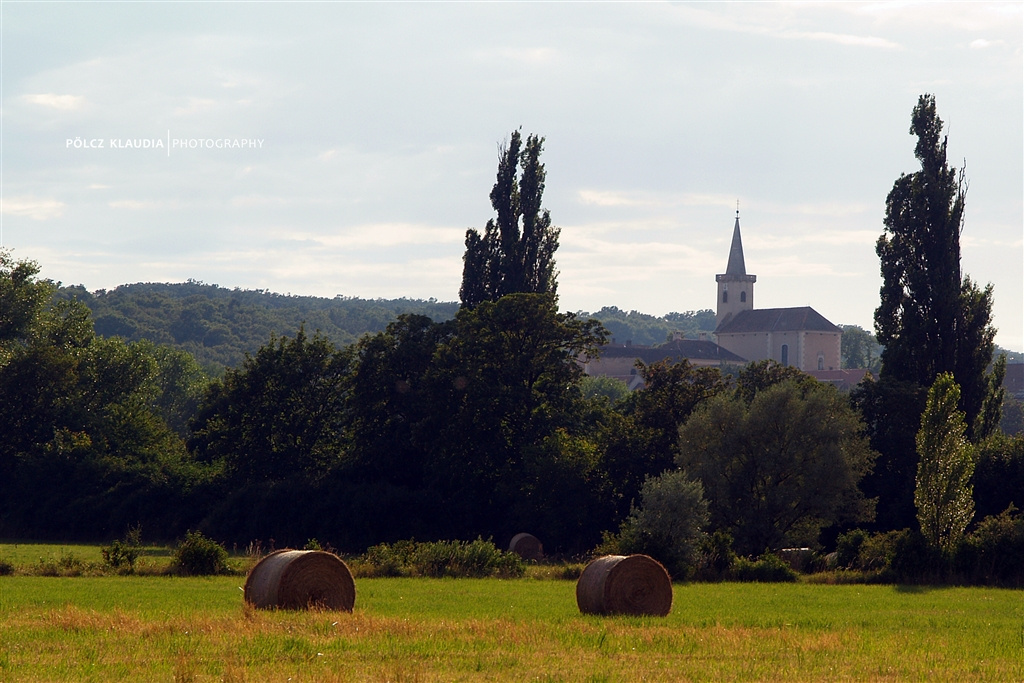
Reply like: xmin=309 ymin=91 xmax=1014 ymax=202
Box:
xmin=740 ymin=291 xmax=746 ymax=303
xmin=722 ymin=291 xmax=728 ymax=303
xmin=781 ymin=344 xmax=789 ymax=366
xmin=818 ymin=355 xmax=824 ymax=370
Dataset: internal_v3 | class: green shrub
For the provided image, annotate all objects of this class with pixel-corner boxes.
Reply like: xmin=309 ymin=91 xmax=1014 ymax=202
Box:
xmin=958 ymin=506 xmax=1024 ymax=586
xmin=33 ymin=551 xmax=91 ymax=577
xmin=357 ymin=538 xmax=524 ymax=578
xmin=102 ymin=526 xmax=143 ymax=573
xmin=358 ymin=539 xmax=417 ymax=577
xmin=835 ymin=529 xmax=869 ymax=569
xmin=173 ymin=530 xmax=229 ymax=576
xmin=599 ymin=470 xmax=709 ymax=580
xmin=696 ymin=530 xmax=737 ymax=581
xmin=856 ymin=529 xmax=908 ymax=572
xmin=0 ymin=558 xmax=13 ymax=576
xmin=728 ymin=553 xmax=798 ymax=583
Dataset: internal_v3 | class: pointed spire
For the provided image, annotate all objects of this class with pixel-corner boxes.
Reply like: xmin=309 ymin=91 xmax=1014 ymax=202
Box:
xmin=725 ymin=208 xmax=746 ymax=276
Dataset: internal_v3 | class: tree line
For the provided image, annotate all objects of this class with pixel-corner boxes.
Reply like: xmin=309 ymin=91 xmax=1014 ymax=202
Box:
xmin=1 ymin=104 xmax=1022 ymax=583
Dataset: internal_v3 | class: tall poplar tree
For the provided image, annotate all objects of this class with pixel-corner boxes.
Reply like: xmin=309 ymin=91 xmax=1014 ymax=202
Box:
xmin=874 ymin=93 xmax=1000 ymax=438
xmin=857 ymin=94 xmax=1002 ymax=531
xmin=459 ymin=130 xmax=560 ymax=308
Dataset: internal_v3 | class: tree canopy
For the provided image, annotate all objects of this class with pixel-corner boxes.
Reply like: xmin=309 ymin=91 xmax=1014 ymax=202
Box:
xmin=678 ymin=379 xmax=876 ymax=556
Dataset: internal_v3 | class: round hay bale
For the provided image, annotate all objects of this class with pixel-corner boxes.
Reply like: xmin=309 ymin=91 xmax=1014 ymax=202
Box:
xmin=575 ymin=554 xmax=672 ymax=616
xmin=244 ymin=550 xmax=355 ymax=611
xmin=508 ymin=533 xmax=544 ymax=561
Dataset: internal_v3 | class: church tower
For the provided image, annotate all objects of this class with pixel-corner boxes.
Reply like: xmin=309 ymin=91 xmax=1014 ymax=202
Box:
xmin=715 ymin=210 xmax=756 ymax=329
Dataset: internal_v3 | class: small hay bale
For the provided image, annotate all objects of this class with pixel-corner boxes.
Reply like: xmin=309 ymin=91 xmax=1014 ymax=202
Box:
xmin=244 ymin=549 xmax=355 ymax=611
xmin=508 ymin=533 xmax=544 ymax=561
xmin=575 ymin=554 xmax=672 ymax=617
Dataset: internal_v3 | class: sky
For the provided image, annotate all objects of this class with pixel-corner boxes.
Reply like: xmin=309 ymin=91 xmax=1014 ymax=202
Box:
xmin=2 ymin=2 xmax=1022 ymax=351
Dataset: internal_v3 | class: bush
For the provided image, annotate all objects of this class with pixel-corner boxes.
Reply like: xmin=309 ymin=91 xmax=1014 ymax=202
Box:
xmin=359 ymin=539 xmax=418 ymax=577
xmin=32 ymin=551 xmax=94 ymax=577
xmin=102 ymin=526 xmax=143 ymax=573
xmin=173 ymin=530 xmax=229 ymax=576
xmin=835 ymin=529 xmax=869 ymax=569
xmin=695 ymin=530 xmax=736 ymax=581
xmin=0 ymin=558 xmax=14 ymax=576
xmin=600 ymin=470 xmax=709 ymax=580
xmin=958 ymin=506 xmax=1024 ymax=586
xmin=356 ymin=538 xmax=524 ymax=578
xmin=856 ymin=529 xmax=907 ymax=572
xmin=728 ymin=553 xmax=798 ymax=583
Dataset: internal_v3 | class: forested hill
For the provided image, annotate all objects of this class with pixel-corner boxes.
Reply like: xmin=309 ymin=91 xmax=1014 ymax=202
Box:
xmin=56 ymin=282 xmax=718 ymax=373
xmin=56 ymin=281 xmax=460 ymax=373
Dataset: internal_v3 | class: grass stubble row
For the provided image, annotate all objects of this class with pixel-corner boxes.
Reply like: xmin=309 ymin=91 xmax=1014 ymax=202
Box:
xmin=1 ymin=576 xmax=1022 ymax=682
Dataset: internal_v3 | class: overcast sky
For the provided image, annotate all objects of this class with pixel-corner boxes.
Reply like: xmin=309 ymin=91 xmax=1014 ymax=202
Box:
xmin=2 ymin=2 xmax=1021 ymax=351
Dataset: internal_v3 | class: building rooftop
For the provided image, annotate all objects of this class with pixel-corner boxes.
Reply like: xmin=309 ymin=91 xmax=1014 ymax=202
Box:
xmin=600 ymin=338 xmax=748 ymax=364
xmin=715 ymin=306 xmax=841 ymax=335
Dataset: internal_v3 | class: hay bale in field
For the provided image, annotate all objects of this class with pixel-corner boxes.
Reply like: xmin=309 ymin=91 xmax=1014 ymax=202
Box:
xmin=575 ymin=554 xmax=672 ymax=617
xmin=508 ymin=533 xmax=544 ymax=561
xmin=244 ymin=549 xmax=355 ymax=611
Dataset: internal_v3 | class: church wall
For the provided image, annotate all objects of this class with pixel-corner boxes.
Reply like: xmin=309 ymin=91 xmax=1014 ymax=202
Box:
xmin=717 ymin=330 xmax=841 ymax=372
xmin=768 ymin=331 xmax=802 ymax=368
xmin=800 ymin=331 xmax=842 ymax=371
xmin=715 ymin=332 xmax=770 ymax=366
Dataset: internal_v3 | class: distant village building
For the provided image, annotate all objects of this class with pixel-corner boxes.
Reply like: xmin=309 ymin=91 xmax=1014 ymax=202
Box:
xmin=583 ymin=210 xmax=844 ymax=387
xmin=713 ymin=212 xmax=842 ymax=373
xmin=581 ymin=337 xmax=747 ymax=390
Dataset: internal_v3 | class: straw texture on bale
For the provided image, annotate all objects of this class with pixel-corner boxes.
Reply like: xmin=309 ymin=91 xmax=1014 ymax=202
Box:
xmin=508 ymin=533 xmax=544 ymax=561
xmin=244 ymin=550 xmax=356 ymax=611
xmin=576 ymin=554 xmax=672 ymax=616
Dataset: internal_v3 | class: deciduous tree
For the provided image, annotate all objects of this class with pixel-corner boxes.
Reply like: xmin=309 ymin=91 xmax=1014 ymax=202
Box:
xmin=678 ymin=379 xmax=876 ymax=555
xmin=915 ymin=373 xmax=975 ymax=553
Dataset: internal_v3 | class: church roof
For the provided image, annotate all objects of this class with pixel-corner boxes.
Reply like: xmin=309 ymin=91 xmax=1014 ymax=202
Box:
xmin=715 ymin=306 xmax=841 ymax=335
xmin=724 ymin=213 xmax=747 ymax=276
xmin=600 ymin=338 xmax=747 ymax=364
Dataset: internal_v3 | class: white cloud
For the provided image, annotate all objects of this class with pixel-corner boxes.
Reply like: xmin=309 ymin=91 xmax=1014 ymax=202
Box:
xmin=172 ymin=97 xmax=220 ymax=117
xmin=969 ymin=38 xmax=1004 ymax=50
xmin=476 ymin=46 xmax=560 ymax=65
xmin=1 ymin=196 xmax=65 ymax=220
xmin=108 ymin=199 xmax=182 ymax=210
xmin=669 ymin=5 xmax=903 ymax=50
xmin=21 ymin=93 xmax=85 ymax=110
xmin=286 ymin=223 xmax=465 ymax=249
xmin=577 ymin=189 xmax=735 ymax=210
xmin=779 ymin=30 xmax=902 ymax=50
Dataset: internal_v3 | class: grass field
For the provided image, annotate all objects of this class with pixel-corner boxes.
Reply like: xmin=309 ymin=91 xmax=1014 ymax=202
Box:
xmin=2 ymin=568 xmax=1022 ymax=682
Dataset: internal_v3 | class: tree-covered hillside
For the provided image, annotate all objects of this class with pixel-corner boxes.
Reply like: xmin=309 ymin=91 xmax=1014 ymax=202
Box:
xmin=576 ymin=307 xmax=717 ymax=347
xmin=56 ymin=282 xmax=723 ymax=373
xmin=56 ymin=281 xmax=461 ymax=373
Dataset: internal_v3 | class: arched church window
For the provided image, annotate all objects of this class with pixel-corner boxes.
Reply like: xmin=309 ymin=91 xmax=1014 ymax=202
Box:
xmin=722 ymin=291 xmax=728 ymax=303
xmin=740 ymin=291 xmax=746 ymax=303
xmin=818 ymin=355 xmax=824 ymax=370
xmin=781 ymin=344 xmax=789 ymax=366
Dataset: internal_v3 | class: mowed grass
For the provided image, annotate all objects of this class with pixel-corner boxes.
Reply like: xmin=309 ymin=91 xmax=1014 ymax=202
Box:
xmin=1 ymin=574 xmax=1022 ymax=682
